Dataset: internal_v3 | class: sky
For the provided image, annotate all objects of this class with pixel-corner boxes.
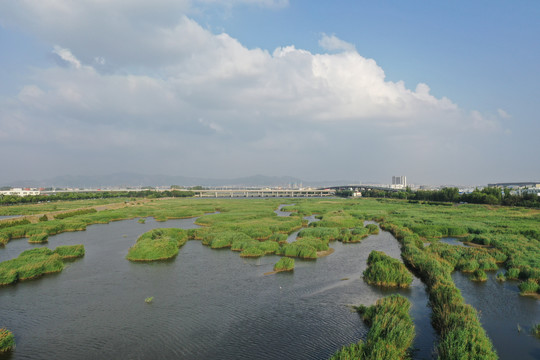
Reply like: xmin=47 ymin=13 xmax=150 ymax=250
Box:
xmin=0 ymin=0 xmax=539 ymax=186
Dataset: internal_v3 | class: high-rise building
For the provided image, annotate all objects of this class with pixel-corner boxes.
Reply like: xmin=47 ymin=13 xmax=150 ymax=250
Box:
xmin=391 ymin=176 xmax=407 ymax=188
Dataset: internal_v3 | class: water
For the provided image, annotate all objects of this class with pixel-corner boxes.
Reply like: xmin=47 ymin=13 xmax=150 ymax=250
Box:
xmin=0 ymin=214 xmax=436 ymax=360
xmin=452 ymin=270 xmax=540 ymax=359
xmin=440 ymin=237 xmax=469 ymax=247
xmin=0 ymin=216 xmax=22 ymax=220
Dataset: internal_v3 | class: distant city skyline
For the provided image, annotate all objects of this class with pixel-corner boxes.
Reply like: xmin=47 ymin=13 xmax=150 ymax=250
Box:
xmin=1 ymin=1 xmax=539 ymax=185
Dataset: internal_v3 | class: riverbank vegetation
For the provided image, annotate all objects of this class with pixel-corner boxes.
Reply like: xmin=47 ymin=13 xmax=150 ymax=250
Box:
xmin=0 ymin=245 xmax=84 ymax=285
xmin=126 ymin=228 xmax=188 ymax=261
xmin=361 ymin=186 xmax=540 ymax=208
xmin=363 ymin=251 xmax=412 ymax=288
xmin=330 ymin=294 xmax=415 ymax=360
xmin=0 ymin=328 xmax=15 ymax=352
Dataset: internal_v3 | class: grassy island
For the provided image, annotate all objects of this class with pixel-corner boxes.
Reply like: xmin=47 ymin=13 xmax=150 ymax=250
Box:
xmin=363 ymin=251 xmax=412 ymax=288
xmin=331 ymin=294 xmax=415 ymax=360
xmin=126 ymin=228 xmax=188 ymax=261
xmin=274 ymin=257 xmax=295 ymax=272
xmin=0 ymin=328 xmax=15 ymax=352
xmin=0 ymin=245 xmax=84 ymax=285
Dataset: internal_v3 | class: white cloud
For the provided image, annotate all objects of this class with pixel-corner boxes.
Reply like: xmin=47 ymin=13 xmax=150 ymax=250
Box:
xmin=318 ymin=34 xmax=356 ymax=53
xmin=497 ymin=108 xmax=511 ymax=119
xmin=197 ymin=0 xmax=289 ymax=8
xmin=0 ymin=1 xmax=509 ymax=183
xmin=53 ymin=46 xmax=81 ymax=69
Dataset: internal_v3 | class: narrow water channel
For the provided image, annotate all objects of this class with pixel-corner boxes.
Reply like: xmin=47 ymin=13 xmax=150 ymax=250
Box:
xmin=0 ymin=212 xmax=437 ymax=359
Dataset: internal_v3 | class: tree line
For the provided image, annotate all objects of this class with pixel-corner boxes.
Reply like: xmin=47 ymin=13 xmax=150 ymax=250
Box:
xmin=0 ymin=190 xmax=195 ymax=205
xmin=360 ymin=187 xmax=540 ymax=208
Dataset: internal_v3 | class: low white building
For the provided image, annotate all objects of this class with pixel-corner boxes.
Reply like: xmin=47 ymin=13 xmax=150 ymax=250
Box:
xmin=0 ymin=188 xmax=41 ymax=197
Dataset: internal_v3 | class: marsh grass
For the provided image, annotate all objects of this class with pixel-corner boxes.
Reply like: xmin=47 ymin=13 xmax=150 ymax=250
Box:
xmin=28 ymin=233 xmax=49 ymax=244
xmin=471 ymin=269 xmax=488 ymax=282
xmin=0 ymin=328 xmax=15 ymax=352
xmin=54 ymin=245 xmax=85 ymax=259
xmin=0 ymin=245 xmax=83 ymax=285
xmin=519 ymin=279 xmax=539 ymax=295
xmin=532 ymin=323 xmax=540 ymax=337
xmin=331 ymin=295 xmax=415 ymax=360
xmin=363 ymin=251 xmax=412 ymax=288
xmin=126 ymin=228 xmax=187 ymax=261
xmin=273 ymin=257 xmax=294 ymax=272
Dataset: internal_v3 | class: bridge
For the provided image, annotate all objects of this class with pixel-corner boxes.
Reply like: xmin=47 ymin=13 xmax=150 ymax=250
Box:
xmin=193 ymin=189 xmax=335 ymax=198
xmin=322 ymin=185 xmax=402 ymax=192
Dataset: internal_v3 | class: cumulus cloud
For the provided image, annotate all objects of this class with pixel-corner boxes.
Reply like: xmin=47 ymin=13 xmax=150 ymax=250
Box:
xmin=0 ymin=1 xmax=507 ymax=183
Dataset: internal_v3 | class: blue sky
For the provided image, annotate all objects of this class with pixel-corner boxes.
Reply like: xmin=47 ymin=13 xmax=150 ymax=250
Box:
xmin=0 ymin=1 xmax=538 ymax=185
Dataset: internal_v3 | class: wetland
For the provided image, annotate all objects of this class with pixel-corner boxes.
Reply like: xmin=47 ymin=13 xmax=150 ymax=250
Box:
xmin=0 ymin=197 xmax=538 ymax=359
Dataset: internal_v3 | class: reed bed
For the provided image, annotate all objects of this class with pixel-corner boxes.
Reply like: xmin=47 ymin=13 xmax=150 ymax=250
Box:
xmin=0 ymin=328 xmax=15 ymax=352
xmin=363 ymin=251 xmax=412 ymax=288
xmin=0 ymin=245 xmax=84 ymax=285
xmin=330 ymin=294 xmax=415 ymax=360
xmin=54 ymin=244 xmax=85 ymax=259
xmin=28 ymin=233 xmax=49 ymax=244
xmin=54 ymin=208 xmax=97 ymax=219
xmin=126 ymin=228 xmax=187 ymax=261
xmin=274 ymin=257 xmax=295 ymax=272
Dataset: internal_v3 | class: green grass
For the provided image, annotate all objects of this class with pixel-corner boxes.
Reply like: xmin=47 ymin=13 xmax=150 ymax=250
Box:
xmin=331 ymin=294 xmax=415 ymax=360
xmin=0 ymin=245 xmax=84 ymax=285
xmin=54 ymin=245 xmax=85 ymax=259
xmin=532 ymin=323 xmax=540 ymax=337
xmin=363 ymin=251 xmax=412 ymax=288
xmin=126 ymin=228 xmax=187 ymax=261
xmin=274 ymin=257 xmax=295 ymax=272
xmin=0 ymin=328 xmax=15 ymax=352
xmin=28 ymin=233 xmax=49 ymax=244
xmin=471 ymin=269 xmax=488 ymax=282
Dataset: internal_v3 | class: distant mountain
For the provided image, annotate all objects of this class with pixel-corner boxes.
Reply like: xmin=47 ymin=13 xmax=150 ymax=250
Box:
xmin=2 ymin=173 xmax=358 ymax=189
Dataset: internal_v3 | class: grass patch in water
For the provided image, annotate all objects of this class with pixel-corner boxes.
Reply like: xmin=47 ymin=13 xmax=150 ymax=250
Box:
xmin=471 ymin=269 xmax=488 ymax=282
xmin=273 ymin=257 xmax=294 ymax=272
xmin=331 ymin=294 xmax=415 ymax=360
xmin=519 ymin=279 xmax=539 ymax=295
xmin=0 ymin=245 xmax=84 ymax=285
xmin=0 ymin=328 xmax=15 ymax=352
xmin=532 ymin=323 xmax=540 ymax=337
xmin=126 ymin=228 xmax=187 ymax=261
xmin=363 ymin=251 xmax=412 ymax=288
